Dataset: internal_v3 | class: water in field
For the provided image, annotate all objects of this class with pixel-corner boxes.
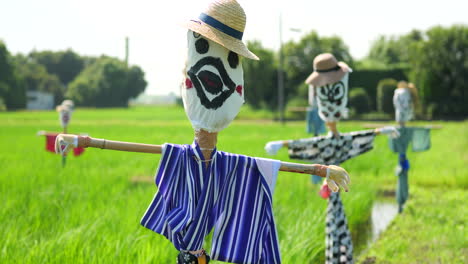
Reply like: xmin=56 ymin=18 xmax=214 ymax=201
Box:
xmin=354 ymin=197 xmax=399 ymax=257
xmin=369 ymin=199 xmax=399 ymax=242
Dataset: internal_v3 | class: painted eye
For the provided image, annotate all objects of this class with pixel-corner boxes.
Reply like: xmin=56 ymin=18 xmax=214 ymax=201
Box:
xmin=193 ymin=32 xmax=201 ymax=38
xmin=228 ymin=51 xmax=239 ymax=68
xmin=320 ymin=86 xmax=327 ymax=94
xmin=332 ymin=81 xmax=345 ymax=99
xmin=195 ymin=38 xmax=209 ymax=54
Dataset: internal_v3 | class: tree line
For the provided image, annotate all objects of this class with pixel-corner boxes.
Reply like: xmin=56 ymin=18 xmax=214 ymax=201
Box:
xmin=243 ymin=25 xmax=468 ymax=119
xmin=1 ymin=24 xmax=466 ymax=118
xmin=0 ymin=46 xmax=147 ymax=109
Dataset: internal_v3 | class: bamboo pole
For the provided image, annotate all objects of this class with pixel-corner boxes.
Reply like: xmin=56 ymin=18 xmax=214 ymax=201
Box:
xmin=75 ymin=135 xmax=163 ymax=154
xmin=56 ymin=134 xmax=327 ymax=176
xmin=362 ymin=123 xmax=443 ymax=129
xmin=37 ymin=131 xmax=87 ymax=136
xmin=37 ymin=131 xmax=60 ymax=136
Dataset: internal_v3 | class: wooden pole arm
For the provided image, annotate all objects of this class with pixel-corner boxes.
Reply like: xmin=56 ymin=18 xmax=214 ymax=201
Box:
xmin=363 ymin=123 xmax=443 ymax=129
xmin=37 ymin=130 xmax=88 ymax=136
xmin=74 ymin=135 xmax=162 ymax=154
xmin=279 ymin=161 xmax=326 ymax=176
xmin=55 ymin=134 xmax=349 ymax=191
xmin=56 ymin=134 xmax=325 ymax=174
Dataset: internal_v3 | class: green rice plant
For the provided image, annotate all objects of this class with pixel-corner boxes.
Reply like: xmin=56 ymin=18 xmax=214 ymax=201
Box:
xmin=0 ymin=106 xmax=465 ymax=263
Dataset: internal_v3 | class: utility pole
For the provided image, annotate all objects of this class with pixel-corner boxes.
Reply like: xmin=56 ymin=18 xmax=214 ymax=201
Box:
xmin=125 ymin=37 xmax=129 ymax=67
xmin=277 ymin=13 xmax=285 ymax=124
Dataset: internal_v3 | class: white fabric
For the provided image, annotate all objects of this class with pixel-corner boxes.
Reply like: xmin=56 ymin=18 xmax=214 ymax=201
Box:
xmin=315 ymin=73 xmax=349 ymax=122
xmin=325 ymin=165 xmax=350 ymax=192
xmin=55 ymin=134 xmax=78 ymax=155
xmin=378 ymin=126 xmax=400 ymax=138
xmin=308 ymin=84 xmax=316 ymax=107
xmin=58 ymin=110 xmax=72 ymax=128
xmin=182 ymin=30 xmax=244 ymax=133
xmin=264 ymin=140 xmax=284 ymax=155
xmin=57 ymin=100 xmax=74 ymax=128
xmin=325 ymin=167 xmax=340 ymax=192
xmin=393 ymin=88 xmax=413 ymax=122
xmin=255 ymin=157 xmax=281 ymax=193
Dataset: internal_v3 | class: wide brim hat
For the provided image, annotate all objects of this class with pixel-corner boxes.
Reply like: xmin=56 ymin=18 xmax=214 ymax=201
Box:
xmin=56 ymin=100 xmax=74 ymax=112
xmin=182 ymin=0 xmax=259 ymax=60
xmin=397 ymin=81 xmax=408 ymax=88
xmin=305 ymin=53 xmax=351 ymax=87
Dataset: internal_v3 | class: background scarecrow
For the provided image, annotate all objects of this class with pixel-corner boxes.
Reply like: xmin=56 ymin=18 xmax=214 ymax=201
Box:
xmin=54 ymin=1 xmax=350 ymax=264
xmin=390 ymin=81 xmax=432 ymax=212
xmin=265 ymin=53 xmax=399 ymax=264
xmin=37 ymin=99 xmax=85 ymax=166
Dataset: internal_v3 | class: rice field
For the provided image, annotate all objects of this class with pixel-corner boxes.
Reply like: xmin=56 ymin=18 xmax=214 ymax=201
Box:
xmin=0 ymin=106 xmax=466 ymax=263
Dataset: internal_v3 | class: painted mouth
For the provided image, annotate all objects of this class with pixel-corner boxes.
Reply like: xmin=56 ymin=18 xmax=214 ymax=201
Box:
xmin=187 ymin=56 xmax=237 ymax=110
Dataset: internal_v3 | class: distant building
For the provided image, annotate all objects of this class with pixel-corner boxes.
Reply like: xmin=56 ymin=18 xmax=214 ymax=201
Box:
xmin=26 ymin=91 xmax=54 ymax=110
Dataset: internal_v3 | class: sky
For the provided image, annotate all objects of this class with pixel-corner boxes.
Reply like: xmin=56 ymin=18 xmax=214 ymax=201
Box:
xmin=2 ymin=0 xmax=467 ymax=95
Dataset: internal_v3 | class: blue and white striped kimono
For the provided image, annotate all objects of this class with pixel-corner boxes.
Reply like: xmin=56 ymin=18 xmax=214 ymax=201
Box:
xmin=141 ymin=142 xmax=282 ymax=264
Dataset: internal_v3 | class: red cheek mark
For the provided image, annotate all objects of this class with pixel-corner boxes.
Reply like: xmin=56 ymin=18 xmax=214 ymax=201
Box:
xmin=185 ymin=78 xmax=193 ymax=89
xmin=236 ymin=85 xmax=243 ymax=96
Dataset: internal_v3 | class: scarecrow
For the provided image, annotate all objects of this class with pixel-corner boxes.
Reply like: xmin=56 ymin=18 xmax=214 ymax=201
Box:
xmin=264 ymin=53 xmax=399 ymax=264
xmin=390 ymin=81 xmax=432 ymax=212
xmin=37 ymin=100 xmax=85 ymax=166
xmin=54 ymin=1 xmax=350 ymax=263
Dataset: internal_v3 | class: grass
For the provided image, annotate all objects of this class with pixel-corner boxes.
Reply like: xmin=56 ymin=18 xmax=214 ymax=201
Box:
xmin=0 ymin=106 xmax=466 ymax=263
xmin=359 ymin=187 xmax=468 ymax=263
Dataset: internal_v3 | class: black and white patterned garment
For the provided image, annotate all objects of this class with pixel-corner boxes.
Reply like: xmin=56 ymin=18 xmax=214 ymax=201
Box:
xmin=288 ymin=130 xmax=376 ymax=264
xmin=288 ymin=130 xmax=376 ymax=165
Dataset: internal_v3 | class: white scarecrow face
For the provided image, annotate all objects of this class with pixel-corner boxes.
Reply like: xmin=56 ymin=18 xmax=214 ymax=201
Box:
xmin=315 ymin=73 xmax=349 ymax=122
xmin=393 ymin=88 xmax=413 ymax=122
xmin=182 ymin=30 xmax=244 ymax=133
xmin=58 ymin=107 xmax=72 ymax=128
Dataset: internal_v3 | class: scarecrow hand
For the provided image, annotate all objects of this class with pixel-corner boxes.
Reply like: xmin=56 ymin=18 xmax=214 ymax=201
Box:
xmin=55 ymin=134 xmax=78 ymax=156
xmin=265 ymin=141 xmax=284 ymax=155
xmin=378 ymin=126 xmax=400 ymax=138
xmin=326 ymin=165 xmax=350 ymax=192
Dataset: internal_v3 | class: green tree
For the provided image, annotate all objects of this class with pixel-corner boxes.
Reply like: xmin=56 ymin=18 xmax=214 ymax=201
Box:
xmin=348 ymin=68 xmax=407 ymax=111
xmin=367 ymin=30 xmax=423 ymax=66
xmin=30 ymin=49 xmax=84 ymax=85
xmin=349 ymin=87 xmax=371 ymax=114
xmin=377 ymin=78 xmax=397 ymax=114
xmin=14 ymin=54 xmax=64 ymax=104
xmin=0 ymin=41 xmax=26 ymax=109
xmin=408 ymin=25 xmax=468 ymax=118
xmin=67 ymin=56 xmax=146 ymax=107
xmin=243 ymin=41 xmax=278 ymax=110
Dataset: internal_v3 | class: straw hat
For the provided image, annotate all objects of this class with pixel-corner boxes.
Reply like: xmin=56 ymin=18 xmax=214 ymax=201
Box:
xmin=56 ymin=100 xmax=74 ymax=112
xmin=305 ymin=53 xmax=351 ymax=87
xmin=397 ymin=81 xmax=408 ymax=88
xmin=183 ymin=0 xmax=259 ymax=60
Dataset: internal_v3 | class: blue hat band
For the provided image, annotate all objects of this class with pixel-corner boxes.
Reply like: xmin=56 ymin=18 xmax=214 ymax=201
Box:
xmin=199 ymin=13 xmax=243 ymax=40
